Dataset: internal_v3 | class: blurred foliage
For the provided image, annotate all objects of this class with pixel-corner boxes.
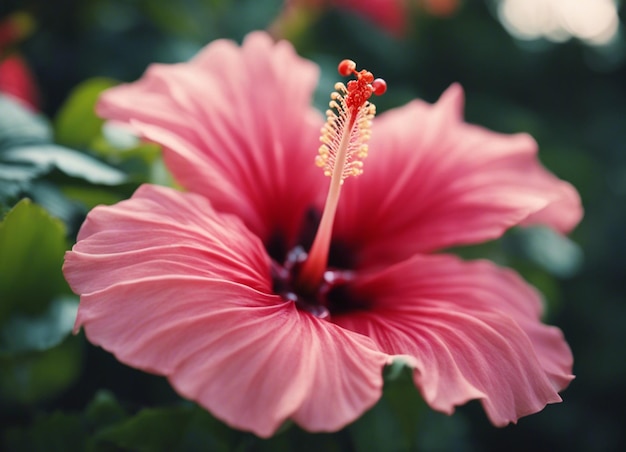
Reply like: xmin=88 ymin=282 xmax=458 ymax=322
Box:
xmin=0 ymin=199 xmax=67 ymax=318
xmin=1 ymin=0 xmax=625 ymax=451
xmin=0 ymin=94 xmax=127 ymax=232
xmin=54 ymin=77 xmax=116 ymax=148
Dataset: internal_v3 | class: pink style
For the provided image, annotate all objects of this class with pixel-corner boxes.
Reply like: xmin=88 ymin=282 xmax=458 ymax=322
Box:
xmin=64 ymin=32 xmax=582 ymax=438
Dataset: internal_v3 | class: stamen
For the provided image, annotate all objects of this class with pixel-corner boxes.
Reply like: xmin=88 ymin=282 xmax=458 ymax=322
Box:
xmin=296 ymin=60 xmax=386 ymax=295
xmin=314 ymin=59 xmax=386 ymax=181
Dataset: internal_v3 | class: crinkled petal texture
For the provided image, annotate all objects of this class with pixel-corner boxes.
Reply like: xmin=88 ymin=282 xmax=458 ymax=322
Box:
xmin=64 ymin=185 xmax=391 ymax=438
xmin=334 ymin=253 xmax=574 ymax=425
xmin=335 ymin=84 xmax=583 ymax=268
xmin=97 ymin=32 xmax=326 ymax=247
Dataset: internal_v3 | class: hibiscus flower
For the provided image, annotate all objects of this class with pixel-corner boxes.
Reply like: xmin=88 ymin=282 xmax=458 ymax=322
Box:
xmin=63 ymin=32 xmax=582 ymax=438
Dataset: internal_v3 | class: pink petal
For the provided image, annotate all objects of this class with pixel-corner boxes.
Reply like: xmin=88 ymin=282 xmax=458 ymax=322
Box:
xmin=333 ymin=253 xmax=573 ymax=425
xmin=97 ymin=32 xmax=326 ymax=246
xmin=64 ymin=184 xmax=389 ymax=437
xmin=171 ymin=305 xmax=390 ymax=437
xmin=65 ymin=185 xmax=271 ymax=296
xmin=335 ymin=84 xmax=583 ymax=267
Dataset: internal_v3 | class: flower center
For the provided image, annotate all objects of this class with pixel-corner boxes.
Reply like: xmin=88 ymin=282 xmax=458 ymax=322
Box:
xmin=272 ymin=60 xmax=386 ymax=318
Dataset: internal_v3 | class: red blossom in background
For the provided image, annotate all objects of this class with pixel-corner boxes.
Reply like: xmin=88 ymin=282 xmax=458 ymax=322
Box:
xmin=0 ymin=54 xmax=39 ymax=110
xmin=64 ymin=32 xmax=582 ymax=437
xmin=283 ymin=0 xmax=460 ymax=35
xmin=0 ymin=12 xmax=38 ymax=110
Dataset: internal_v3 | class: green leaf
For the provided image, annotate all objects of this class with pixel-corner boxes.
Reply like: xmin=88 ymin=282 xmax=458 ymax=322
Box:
xmin=54 ymin=78 xmax=117 ymax=148
xmin=95 ymin=405 xmax=238 ymax=452
xmin=0 ymin=335 xmax=82 ymax=405
xmin=2 ymin=391 xmax=127 ymax=452
xmin=0 ymin=96 xmax=51 ymax=205
xmin=0 ymin=296 xmax=79 ymax=355
xmin=0 ymin=95 xmax=51 ymax=150
xmin=3 ymin=411 xmax=87 ymax=452
xmin=174 ymin=407 xmax=238 ymax=452
xmin=350 ymin=364 xmax=424 ymax=452
xmin=85 ymin=390 xmax=128 ymax=431
xmin=138 ymin=0 xmax=220 ymax=39
xmin=91 ymin=131 xmax=164 ymax=186
xmin=0 ymin=199 xmax=68 ymax=321
xmin=3 ymin=145 xmax=127 ymax=186
xmin=0 ymin=179 xmax=23 ymax=208
xmin=349 ymin=363 xmax=474 ymax=452
xmin=0 ymin=94 xmax=127 ymax=193
xmin=506 ymin=226 xmax=584 ymax=278
xmin=380 ymin=366 xmax=425 ymax=449
xmin=99 ymin=122 xmax=141 ymax=150
xmin=0 ymin=162 xmax=46 ymax=182
xmin=414 ymin=410 xmax=472 ymax=452
xmin=61 ymin=186 xmax=124 ymax=211
xmin=0 ymin=163 xmax=41 ymax=207
xmin=29 ymin=181 xmax=86 ymax=232
xmin=96 ymin=406 xmax=195 ymax=452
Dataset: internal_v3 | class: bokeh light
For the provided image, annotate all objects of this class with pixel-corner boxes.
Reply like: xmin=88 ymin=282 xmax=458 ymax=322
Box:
xmin=498 ymin=0 xmax=621 ymax=45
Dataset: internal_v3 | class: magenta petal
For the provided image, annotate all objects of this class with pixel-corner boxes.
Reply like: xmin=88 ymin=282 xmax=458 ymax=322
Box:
xmin=335 ymin=84 xmax=583 ymax=267
xmin=64 ymin=184 xmax=389 ymax=437
xmin=171 ymin=306 xmax=390 ymax=437
xmin=75 ymin=279 xmax=389 ymax=437
xmin=65 ymin=185 xmax=272 ymax=296
xmin=97 ymin=32 xmax=326 ymax=245
xmin=334 ymin=253 xmax=573 ymax=425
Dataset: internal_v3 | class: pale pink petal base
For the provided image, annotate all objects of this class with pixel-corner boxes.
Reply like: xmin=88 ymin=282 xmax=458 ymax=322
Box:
xmin=336 ymin=84 xmax=583 ymax=268
xmin=334 ymin=253 xmax=573 ymax=425
xmin=64 ymin=185 xmax=390 ymax=437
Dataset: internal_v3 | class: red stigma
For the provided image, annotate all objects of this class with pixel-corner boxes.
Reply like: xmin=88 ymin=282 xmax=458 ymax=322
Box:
xmin=372 ymin=78 xmax=387 ymax=95
xmin=338 ymin=59 xmax=357 ymax=77
xmin=337 ymin=59 xmax=386 ymax=112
